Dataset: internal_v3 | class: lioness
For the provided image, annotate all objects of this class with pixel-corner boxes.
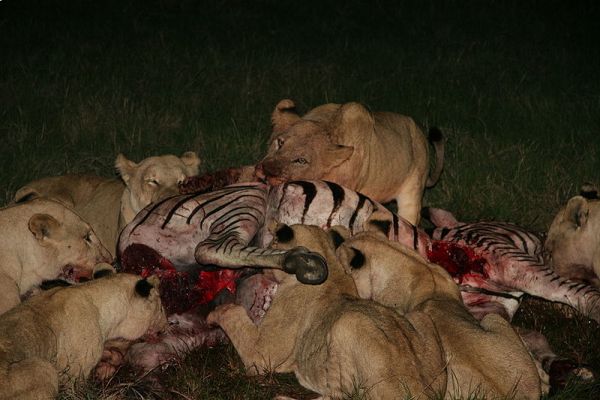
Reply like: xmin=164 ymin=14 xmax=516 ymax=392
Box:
xmin=255 ymin=99 xmax=444 ymax=224
xmin=337 ymin=230 xmax=542 ymax=399
xmin=0 ymin=198 xmax=112 ymax=315
xmin=208 ymin=224 xmax=448 ymax=399
xmin=545 ymin=184 xmax=600 ymax=286
xmin=0 ymin=269 xmax=167 ymax=400
xmin=14 ymin=151 xmax=201 ymax=256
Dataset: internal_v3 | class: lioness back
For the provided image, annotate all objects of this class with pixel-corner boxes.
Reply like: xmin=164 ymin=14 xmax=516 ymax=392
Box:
xmin=14 ymin=151 xmax=201 ymax=256
xmin=257 ymin=99 xmax=444 ymax=224
xmin=15 ymin=174 xmax=124 ymax=256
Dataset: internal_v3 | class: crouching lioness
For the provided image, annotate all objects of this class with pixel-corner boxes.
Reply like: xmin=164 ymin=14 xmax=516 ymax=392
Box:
xmin=337 ymin=231 xmax=542 ymax=399
xmin=255 ymin=99 xmax=444 ymax=224
xmin=208 ymin=224 xmax=448 ymax=399
xmin=0 ymin=269 xmax=167 ymax=400
xmin=0 ymin=198 xmax=112 ymax=315
xmin=14 ymin=151 xmax=201 ymax=256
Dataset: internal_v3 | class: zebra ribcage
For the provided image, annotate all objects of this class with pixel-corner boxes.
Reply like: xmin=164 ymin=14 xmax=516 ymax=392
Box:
xmin=119 ymin=183 xmax=291 ymax=268
xmin=261 ymin=181 xmax=430 ymax=257
xmin=258 ymin=181 xmax=378 ymax=246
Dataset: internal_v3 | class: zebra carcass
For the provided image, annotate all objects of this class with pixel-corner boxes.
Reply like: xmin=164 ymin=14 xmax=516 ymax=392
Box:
xmin=119 ymin=180 xmax=600 ymax=323
xmin=117 ymin=180 xmax=429 ymax=314
xmin=116 ymin=180 xmax=599 ymax=385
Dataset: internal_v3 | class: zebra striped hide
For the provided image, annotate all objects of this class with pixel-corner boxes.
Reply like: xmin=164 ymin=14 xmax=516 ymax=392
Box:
xmin=118 ymin=180 xmax=600 ymax=326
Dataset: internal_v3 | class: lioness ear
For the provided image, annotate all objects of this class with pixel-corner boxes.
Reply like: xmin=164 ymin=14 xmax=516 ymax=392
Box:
xmin=135 ymin=278 xmax=156 ymax=298
xmin=348 ymin=247 xmax=366 ymax=269
xmin=271 ymin=99 xmax=301 ymax=139
xmin=325 ymin=143 xmax=354 ymax=168
xmin=565 ymin=196 xmax=589 ymax=228
xmin=29 ymin=213 xmax=61 ymax=242
xmin=147 ymin=274 xmax=161 ymax=289
xmin=329 ymin=226 xmax=350 ymax=249
xmin=337 ymin=245 xmax=366 ymax=270
xmin=115 ymin=153 xmax=138 ymax=185
xmin=93 ymin=263 xmax=116 ymax=279
xmin=180 ymin=151 xmax=201 ymax=175
xmin=14 ymin=186 xmax=41 ymax=203
xmin=274 ymin=223 xmax=295 ymax=244
xmin=580 ymin=183 xmax=599 ymax=200
xmin=331 ymin=102 xmax=373 ymax=143
xmin=368 ymin=219 xmax=392 ymax=237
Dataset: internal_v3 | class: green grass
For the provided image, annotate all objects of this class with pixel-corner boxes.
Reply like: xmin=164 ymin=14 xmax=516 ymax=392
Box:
xmin=3 ymin=0 xmax=600 ymax=398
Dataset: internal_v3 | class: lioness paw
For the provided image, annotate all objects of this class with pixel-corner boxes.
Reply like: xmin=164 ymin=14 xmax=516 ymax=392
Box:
xmin=206 ymin=303 xmax=240 ymax=326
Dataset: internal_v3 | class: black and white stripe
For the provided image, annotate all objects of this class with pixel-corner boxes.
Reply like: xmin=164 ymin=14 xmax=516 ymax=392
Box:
xmin=119 ymin=180 xmax=425 ymax=275
xmin=430 ymin=220 xmax=600 ymax=321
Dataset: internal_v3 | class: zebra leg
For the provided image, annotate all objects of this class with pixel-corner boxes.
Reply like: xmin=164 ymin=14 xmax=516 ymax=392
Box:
xmin=194 ymin=219 xmax=328 ymax=285
xmin=516 ymin=327 xmax=594 ymax=393
xmin=493 ymin=259 xmax=600 ymax=323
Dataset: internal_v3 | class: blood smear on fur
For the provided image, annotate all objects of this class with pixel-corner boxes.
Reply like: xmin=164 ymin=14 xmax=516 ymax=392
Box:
xmin=427 ymin=241 xmax=488 ymax=282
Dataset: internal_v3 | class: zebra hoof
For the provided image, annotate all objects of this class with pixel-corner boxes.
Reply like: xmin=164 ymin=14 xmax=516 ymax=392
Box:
xmin=283 ymin=247 xmax=328 ymax=285
xmin=549 ymin=358 xmax=596 ymax=394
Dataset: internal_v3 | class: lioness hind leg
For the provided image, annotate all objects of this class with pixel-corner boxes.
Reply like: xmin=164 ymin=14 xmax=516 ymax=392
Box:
xmin=1 ymin=357 xmax=58 ymax=400
xmin=394 ymin=175 xmax=426 ymax=226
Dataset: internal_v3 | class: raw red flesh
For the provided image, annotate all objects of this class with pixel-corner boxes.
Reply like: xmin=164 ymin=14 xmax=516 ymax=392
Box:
xmin=179 ymin=167 xmax=249 ymax=194
xmin=427 ymin=240 xmax=488 ymax=283
xmin=119 ymin=243 xmax=241 ymax=314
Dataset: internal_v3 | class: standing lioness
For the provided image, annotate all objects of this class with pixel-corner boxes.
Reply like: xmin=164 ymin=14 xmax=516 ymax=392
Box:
xmin=14 ymin=151 xmax=201 ymax=256
xmin=255 ymin=99 xmax=444 ymax=224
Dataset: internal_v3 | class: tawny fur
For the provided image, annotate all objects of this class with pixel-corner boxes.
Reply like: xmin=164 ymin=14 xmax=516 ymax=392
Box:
xmin=0 ymin=272 xmax=167 ymax=400
xmin=0 ymin=198 xmax=111 ymax=315
xmin=255 ymin=99 xmax=444 ymax=224
xmin=546 ymin=185 xmax=600 ymax=286
xmin=337 ymin=231 xmax=542 ymax=399
xmin=208 ymin=225 xmax=448 ymax=400
xmin=14 ymin=152 xmax=201 ymax=256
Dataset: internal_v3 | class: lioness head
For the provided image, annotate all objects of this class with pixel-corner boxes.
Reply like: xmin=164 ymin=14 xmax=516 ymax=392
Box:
xmin=89 ymin=270 xmax=167 ymax=340
xmin=27 ymin=199 xmax=112 ymax=281
xmin=545 ymin=184 xmax=600 ymax=285
xmin=114 ymin=274 xmax=167 ymax=340
xmin=336 ymin=231 xmax=460 ymax=312
xmin=116 ymin=152 xmax=201 ymax=219
xmin=255 ymin=99 xmax=354 ymax=185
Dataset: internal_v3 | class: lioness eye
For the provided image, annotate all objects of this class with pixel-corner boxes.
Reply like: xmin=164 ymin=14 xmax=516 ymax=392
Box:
xmin=84 ymin=232 xmax=92 ymax=243
xmin=293 ymin=158 xmax=308 ymax=165
xmin=276 ymin=138 xmax=284 ymax=149
xmin=146 ymin=179 xmax=159 ymax=186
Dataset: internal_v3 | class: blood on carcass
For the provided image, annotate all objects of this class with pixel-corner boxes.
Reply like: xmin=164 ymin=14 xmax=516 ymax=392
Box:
xmin=119 ymin=243 xmax=241 ymax=314
xmin=427 ymin=240 xmax=488 ymax=283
